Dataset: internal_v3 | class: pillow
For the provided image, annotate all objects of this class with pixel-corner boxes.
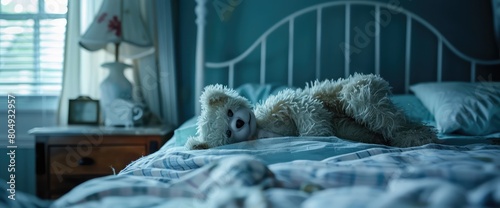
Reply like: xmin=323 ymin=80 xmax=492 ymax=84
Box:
xmin=161 ymin=117 xmax=197 ymax=149
xmin=410 ymin=82 xmax=500 ymax=135
xmin=390 ymin=94 xmax=433 ymax=123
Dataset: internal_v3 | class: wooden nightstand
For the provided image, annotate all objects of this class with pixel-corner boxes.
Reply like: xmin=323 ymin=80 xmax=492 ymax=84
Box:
xmin=28 ymin=125 xmax=173 ymax=199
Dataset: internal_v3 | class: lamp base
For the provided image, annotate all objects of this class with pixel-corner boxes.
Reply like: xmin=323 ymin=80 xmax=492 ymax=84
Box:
xmin=99 ymin=62 xmax=136 ymax=126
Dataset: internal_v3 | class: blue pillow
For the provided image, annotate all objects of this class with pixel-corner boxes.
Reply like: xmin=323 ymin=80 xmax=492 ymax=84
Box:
xmin=235 ymin=83 xmax=289 ymax=104
xmin=390 ymin=94 xmax=433 ymax=123
xmin=410 ymin=82 xmax=500 ymax=136
xmin=161 ymin=117 xmax=197 ymax=149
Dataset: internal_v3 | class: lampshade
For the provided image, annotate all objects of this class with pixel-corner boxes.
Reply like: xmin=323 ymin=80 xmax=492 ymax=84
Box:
xmin=79 ymin=0 xmax=154 ymax=59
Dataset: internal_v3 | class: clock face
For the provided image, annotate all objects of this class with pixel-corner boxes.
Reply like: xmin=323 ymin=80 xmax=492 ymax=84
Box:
xmin=68 ymin=99 xmax=100 ymax=125
xmin=78 ymin=102 xmax=99 ymax=122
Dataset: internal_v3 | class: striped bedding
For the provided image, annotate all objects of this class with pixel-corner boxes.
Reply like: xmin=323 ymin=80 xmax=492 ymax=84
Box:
xmin=47 ymin=137 xmax=500 ymax=208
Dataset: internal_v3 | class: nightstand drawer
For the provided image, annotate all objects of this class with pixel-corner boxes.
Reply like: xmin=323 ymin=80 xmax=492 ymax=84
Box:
xmin=30 ymin=125 xmax=173 ymax=199
xmin=49 ymin=145 xmax=146 ymax=175
xmin=48 ymin=145 xmax=147 ymax=198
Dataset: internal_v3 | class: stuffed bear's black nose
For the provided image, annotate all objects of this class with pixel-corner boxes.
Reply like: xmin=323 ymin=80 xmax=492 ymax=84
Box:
xmin=236 ymin=119 xmax=245 ymax=128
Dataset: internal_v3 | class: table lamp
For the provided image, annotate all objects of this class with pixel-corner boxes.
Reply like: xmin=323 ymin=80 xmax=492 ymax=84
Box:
xmin=79 ymin=0 xmax=154 ymax=126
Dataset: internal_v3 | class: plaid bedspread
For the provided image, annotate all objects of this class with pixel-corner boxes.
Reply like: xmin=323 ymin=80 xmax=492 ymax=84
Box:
xmin=50 ymin=137 xmax=500 ymax=208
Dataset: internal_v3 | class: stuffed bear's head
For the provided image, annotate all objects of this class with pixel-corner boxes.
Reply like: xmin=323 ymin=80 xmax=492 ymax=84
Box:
xmin=186 ymin=84 xmax=258 ymax=149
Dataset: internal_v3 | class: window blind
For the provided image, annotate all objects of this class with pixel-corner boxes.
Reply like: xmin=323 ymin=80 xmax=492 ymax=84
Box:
xmin=0 ymin=0 xmax=67 ymax=96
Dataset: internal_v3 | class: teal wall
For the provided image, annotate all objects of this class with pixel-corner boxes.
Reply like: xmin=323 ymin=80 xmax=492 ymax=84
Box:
xmin=0 ymin=148 xmax=36 ymax=196
xmin=0 ymin=96 xmax=57 ymax=196
xmin=174 ymin=0 xmax=499 ymax=123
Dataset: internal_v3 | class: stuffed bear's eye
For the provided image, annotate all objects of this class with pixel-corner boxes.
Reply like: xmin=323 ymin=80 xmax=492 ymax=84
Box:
xmin=227 ymin=109 xmax=233 ymax=117
xmin=226 ymin=130 xmax=232 ymax=138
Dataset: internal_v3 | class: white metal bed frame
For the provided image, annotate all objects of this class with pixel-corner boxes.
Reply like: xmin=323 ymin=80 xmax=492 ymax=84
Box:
xmin=194 ymin=0 xmax=500 ymax=115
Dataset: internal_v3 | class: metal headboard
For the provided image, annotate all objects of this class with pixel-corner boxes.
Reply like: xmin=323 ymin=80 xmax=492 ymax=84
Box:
xmin=194 ymin=0 xmax=500 ymax=115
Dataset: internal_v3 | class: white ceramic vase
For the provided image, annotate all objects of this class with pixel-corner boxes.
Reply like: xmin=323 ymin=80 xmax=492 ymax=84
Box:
xmin=100 ymin=62 xmax=133 ymax=124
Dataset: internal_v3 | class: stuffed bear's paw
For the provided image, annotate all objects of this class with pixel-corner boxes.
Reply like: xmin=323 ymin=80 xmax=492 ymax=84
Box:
xmin=185 ymin=136 xmax=210 ymax=150
xmin=389 ymin=125 xmax=438 ymax=147
xmin=192 ymin=143 xmax=210 ymax=150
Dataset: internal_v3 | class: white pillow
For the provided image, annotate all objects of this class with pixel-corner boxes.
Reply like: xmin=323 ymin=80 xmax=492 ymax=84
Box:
xmin=410 ymin=82 xmax=500 ymax=136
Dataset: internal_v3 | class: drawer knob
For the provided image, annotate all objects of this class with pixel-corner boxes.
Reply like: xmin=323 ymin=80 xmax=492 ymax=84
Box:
xmin=78 ymin=157 xmax=95 ymax=166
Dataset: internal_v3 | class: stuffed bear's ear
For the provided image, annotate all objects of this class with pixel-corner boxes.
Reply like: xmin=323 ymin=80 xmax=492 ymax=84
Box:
xmin=201 ymin=84 xmax=233 ymax=108
xmin=185 ymin=136 xmax=209 ymax=150
xmin=208 ymin=93 xmax=228 ymax=107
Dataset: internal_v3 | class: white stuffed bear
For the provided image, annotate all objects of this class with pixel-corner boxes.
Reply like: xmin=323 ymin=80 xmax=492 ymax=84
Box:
xmin=186 ymin=73 xmax=437 ymax=149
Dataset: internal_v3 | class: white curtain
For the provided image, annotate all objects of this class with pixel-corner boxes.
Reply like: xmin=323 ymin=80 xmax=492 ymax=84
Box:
xmin=57 ymin=0 xmax=83 ymax=125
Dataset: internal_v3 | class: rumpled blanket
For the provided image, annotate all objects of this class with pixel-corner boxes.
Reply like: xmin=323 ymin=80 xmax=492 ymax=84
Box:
xmin=47 ymin=137 xmax=500 ymax=208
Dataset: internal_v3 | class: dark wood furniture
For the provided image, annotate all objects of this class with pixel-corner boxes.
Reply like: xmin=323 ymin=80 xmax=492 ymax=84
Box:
xmin=29 ymin=125 xmax=173 ymax=199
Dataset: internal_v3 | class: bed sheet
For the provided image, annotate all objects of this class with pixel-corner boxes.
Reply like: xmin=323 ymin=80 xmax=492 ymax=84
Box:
xmin=50 ymin=137 xmax=500 ymax=208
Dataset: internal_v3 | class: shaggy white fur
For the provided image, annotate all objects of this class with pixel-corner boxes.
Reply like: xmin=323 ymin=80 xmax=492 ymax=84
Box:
xmin=186 ymin=73 xmax=437 ymax=149
xmin=303 ymin=73 xmax=437 ymax=147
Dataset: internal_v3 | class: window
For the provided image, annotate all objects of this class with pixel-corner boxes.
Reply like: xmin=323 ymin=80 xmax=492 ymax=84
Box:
xmin=0 ymin=0 xmax=68 ymax=96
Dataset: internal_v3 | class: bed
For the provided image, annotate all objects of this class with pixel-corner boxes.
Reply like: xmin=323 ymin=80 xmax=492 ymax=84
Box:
xmin=4 ymin=0 xmax=500 ymax=207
